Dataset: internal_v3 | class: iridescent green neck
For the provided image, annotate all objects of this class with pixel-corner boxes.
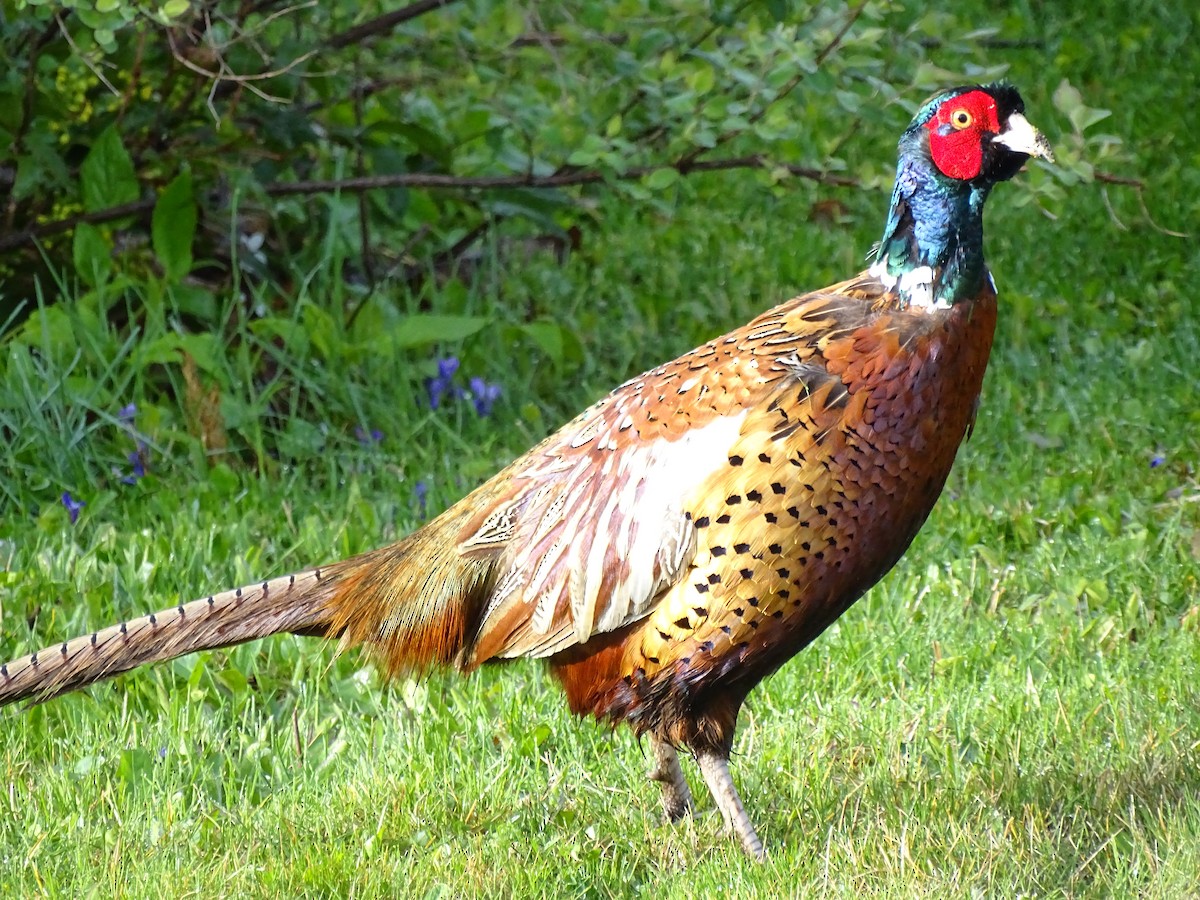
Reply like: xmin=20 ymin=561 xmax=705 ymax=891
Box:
xmin=870 ymin=141 xmax=992 ymax=308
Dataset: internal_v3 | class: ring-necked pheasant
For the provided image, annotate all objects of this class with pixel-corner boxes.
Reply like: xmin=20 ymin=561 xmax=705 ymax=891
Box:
xmin=1 ymin=83 xmax=1051 ymax=858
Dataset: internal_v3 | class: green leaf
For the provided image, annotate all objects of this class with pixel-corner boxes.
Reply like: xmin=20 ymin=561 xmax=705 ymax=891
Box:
xmin=566 ymin=147 xmax=600 ymax=167
xmin=80 ymin=125 xmax=139 ymax=213
xmin=386 ymin=314 xmax=489 ymax=348
xmin=762 ymin=0 xmax=796 ymax=21
xmin=176 ymin=332 xmax=223 ymax=376
xmin=566 ymin=134 xmax=607 ymax=168
xmin=518 ymin=320 xmax=582 ymax=366
xmin=518 ymin=321 xmax=562 ymax=364
xmin=152 ymin=170 xmax=196 ymax=282
xmin=72 ymin=222 xmax=111 ymax=288
xmin=207 ymin=462 xmax=240 ymax=497
xmin=249 ymin=316 xmax=311 ymax=355
xmin=481 ymin=187 xmax=573 ymax=231
xmin=1070 ymin=104 xmax=1111 ymax=133
xmin=644 ymin=167 xmax=680 ymax=190
xmin=215 ymin=665 xmax=249 ymax=694
xmin=12 ymin=304 xmax=74 ymax=350
xmin=137 ymin=333 xmax=186 ymax=367
xmin=169 ymin=283 xmax=219 ymax=324
xmin=686 ymin=66 xmax=715 ymax=95
xmin=302 ymin=303 xmax=339 ymax=360
xmin=1053 ymin=78 xmax=1111 ymax=133
xmin=279 ymin=418 xmax=327 ymax=458
xmin=116 ymin=748 xmax=154 ymax=784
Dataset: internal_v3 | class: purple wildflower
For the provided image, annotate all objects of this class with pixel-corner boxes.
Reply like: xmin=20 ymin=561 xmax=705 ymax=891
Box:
xmin=355 ymin=426 xmax=384 ymax=445
xmin=425 ymin=357 xmax=460 ymax=409
xmin=121 ymin=446 xmax=148 ymax=485
xmin=114 ymin=404 xmax=148 ymax=485
xmin=468 ymin=377 xmax=502 ymax=417
xmin=414 ymin=480 xmax=429 ymax=517
xmin=1150 ymin=453 xmax=1166 ymax=469
xmin=62 ymin=492 xmax=84 ymax=524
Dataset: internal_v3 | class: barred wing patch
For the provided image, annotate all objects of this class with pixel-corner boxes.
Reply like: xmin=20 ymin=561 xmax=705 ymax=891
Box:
xmin=462 ymin=409 xmax=748 ymax=663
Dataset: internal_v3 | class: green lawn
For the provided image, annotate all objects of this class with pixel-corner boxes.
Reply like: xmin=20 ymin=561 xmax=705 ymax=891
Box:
xmin=3 ymin=5 xmax=1200 ymax=898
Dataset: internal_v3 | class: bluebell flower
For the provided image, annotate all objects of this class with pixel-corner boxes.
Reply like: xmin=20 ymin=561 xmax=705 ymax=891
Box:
xmin=426 ymin=357 xmax=461 ymax=409
xmin=355 ymin=426 xmax=384 ymax=445
xmin=468 ymin=377 xmax=502 ymax=417
xmin=414 ymin=480 xmax=429 ymax=517
xmin=121 ymin=446 xmax=148 ymax=485
xmin=114 ymin=404 xmax=148 ymax=485
xmin=62 ymin=492 xmax=84 ymax=524
xmin=1150 ymin=453 xmax=1166 ymax=469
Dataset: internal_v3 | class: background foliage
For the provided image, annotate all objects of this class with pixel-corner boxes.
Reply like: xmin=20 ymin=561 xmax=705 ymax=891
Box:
xmin=2 ymin=0 xmax=1199 ymax=895
xmin=1 ymin=0 xmax=1120 ymax=503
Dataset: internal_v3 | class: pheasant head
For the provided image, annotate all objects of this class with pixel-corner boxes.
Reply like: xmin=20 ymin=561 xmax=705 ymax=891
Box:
xmin=872 ymin=83 xmax=1054 ymax=309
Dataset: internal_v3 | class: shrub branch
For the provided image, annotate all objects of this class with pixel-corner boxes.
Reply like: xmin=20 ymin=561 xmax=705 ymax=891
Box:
xmin=328 ymin=0 xmax=461 ymax=49
xmin=0 ymin=156 xmax=857 ymax=254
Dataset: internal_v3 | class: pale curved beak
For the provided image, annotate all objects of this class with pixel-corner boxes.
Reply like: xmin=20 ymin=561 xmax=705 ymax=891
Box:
xmin=995 ymin=112 xmax=1055 ymax=162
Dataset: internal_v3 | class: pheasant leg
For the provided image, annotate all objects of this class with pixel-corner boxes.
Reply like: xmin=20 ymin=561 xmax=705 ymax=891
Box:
xmin=648 ymin=736 xmax=694 ymax=822
xmin=696 ymin=748 xmax=765 ymax=860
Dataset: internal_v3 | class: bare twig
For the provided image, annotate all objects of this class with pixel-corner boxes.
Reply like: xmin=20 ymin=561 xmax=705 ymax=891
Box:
xmin=244 ymin=0 xmax=321 ymax=37
xmin=327 ymin=0 xmax=460 ymax=50
xmin=165 ymin=26 xmax=317 ymax=106
xmin=116 ymin=26 xmax=149 ymax=121
xmin=1099 ymin=187 xmax=1128 ymax=231
xmin=1134 ymin=185 xmax=1188 ymax=237
xmin=1094 ymin=171 xmax=1143 ymax=187
xmin=509 ymin=31 xmax=628 ymax=49
xmin=393 ymin=218 xmax=493 ymax=285
xmin=1095 ymin=170 xmax=1187 ymax=237
xmin=300 ymin=75 xmax=422 ymax=113
xmin=0 ymin=199 xmax=153 ymax=253
xmin=918 ymin=36 xmax=1045 ymax=50
xmin=263 ymin=155 xmax=859 ymax=197
xmin=57 ymin=14 xmax=120 ymax=96
xmin=0 ymin=155 xmax=857 ymax=255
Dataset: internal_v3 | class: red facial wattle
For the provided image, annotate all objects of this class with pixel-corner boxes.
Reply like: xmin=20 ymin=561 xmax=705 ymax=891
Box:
xmin=925 ymin=89 xmax=1002 ymax=180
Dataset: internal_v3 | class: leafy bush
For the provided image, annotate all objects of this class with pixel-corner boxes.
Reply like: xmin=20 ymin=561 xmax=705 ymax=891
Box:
xmin=0 ymin=0 xmax=1125 ymax=514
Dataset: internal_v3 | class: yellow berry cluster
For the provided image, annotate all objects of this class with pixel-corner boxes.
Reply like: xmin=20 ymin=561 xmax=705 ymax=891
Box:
xmin=50 ymin=63 xmax=102 ymax=143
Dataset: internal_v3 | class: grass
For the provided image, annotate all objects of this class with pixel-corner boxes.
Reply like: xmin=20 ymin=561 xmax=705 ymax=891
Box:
xmin=3 ymin=4 xmax=1200 ymax=897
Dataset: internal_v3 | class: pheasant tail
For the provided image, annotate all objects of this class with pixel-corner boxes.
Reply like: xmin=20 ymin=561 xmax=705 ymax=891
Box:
xmin=0 ymin=511 xmax=490 ymax=705
xmin=0 ymin=567 xmax=339 ymax=705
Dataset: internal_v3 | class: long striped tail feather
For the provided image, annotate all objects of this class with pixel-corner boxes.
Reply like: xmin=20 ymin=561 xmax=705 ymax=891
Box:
xmin=0 ymin=567 xmax=344 ymax=706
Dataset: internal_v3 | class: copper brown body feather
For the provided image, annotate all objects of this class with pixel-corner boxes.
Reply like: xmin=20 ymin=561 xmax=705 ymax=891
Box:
xmin=327 ymin=274 xmax=996 ymax=741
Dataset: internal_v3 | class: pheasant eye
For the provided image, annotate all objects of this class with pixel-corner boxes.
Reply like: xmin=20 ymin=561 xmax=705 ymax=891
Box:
xmin=950 ymin=108 xmax=974 ymax=130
